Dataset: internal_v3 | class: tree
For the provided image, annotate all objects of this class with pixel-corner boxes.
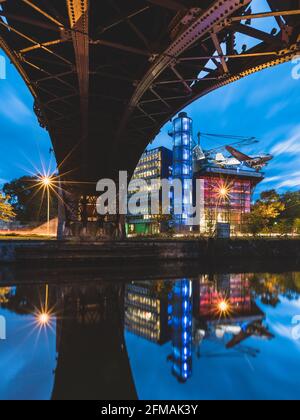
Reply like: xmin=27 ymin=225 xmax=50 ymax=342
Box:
xmin=245 ymin=190 xmax=285 ymax=235
xmin=281 ymin=191 xmax=300 ymax=223
xmin=293 ymin=218 xmax=300 ymax=235
xmin=260 ymin=189 xmax=281 ymax=203
xmin=0 ymin=193 xmax=15 ymax=222
xmin=276 ymin=219 xmax=292 ymax=236
xmin=244 ymin=206 xmax=267 ymax=235
xmin=3 ymin=176 xmax=57 ymax=223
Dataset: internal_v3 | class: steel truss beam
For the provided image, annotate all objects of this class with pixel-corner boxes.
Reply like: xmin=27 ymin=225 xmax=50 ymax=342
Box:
xmin=108 ymin=0 xmax=151 ymax=51
xmin=117 ymin=0 xmax=252 ymax=139
xmin=67 ymin=0 xmax=89 ymax=141
xmin=234 ymin=22 xmax=279 ymax=44
xmin=227 ymin=9 xmax=300 ymax=22
xmin=91 ymin=38 xmax=152 ymax=57
xmin=21 ymin=58 xmax=76 ymax=92
xmin=119 ymin=1 xmax=300 ymax=142
xmin=211 ymin=32 xmax=228 ymax=74
xmin=0 ymin=20 xmax=72 ymax=66
xmin=0 ymin=12 xmax=60 ymax=31
xmin=21 ymin=0 xmax=64 ymax=27
xmin=146 ymin=0 xmax=186 ymax=12
xmin=98 ymin=6 xmax=150 ymax=34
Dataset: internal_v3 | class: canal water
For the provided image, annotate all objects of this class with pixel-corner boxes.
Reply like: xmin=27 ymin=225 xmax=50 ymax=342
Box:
xmin=0 ymin=271 xmax=300 ymax=400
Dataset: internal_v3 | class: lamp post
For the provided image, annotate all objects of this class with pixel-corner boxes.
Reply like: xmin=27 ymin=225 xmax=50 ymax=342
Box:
xmin=40 ymin=176 xmax=53 ymax=236
xmin=36 ymin=284 xmax=51 ymax=328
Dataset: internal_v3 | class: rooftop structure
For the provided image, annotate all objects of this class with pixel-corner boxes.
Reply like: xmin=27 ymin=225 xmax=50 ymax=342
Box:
xmin=194 ymin=158 xmax=264 ymax=235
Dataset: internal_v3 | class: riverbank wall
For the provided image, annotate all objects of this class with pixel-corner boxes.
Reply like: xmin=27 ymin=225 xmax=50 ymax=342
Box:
xmin=1 ymin=238 xmax=300 ymax=264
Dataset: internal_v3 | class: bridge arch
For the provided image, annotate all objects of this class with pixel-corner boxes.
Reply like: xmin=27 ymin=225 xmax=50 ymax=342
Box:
xmin=0 ymin=0 xmax=299 ymax=237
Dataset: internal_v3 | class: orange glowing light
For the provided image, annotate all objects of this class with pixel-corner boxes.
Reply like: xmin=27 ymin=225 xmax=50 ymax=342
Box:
xmin=219 ymin=187 xmax=229 ymax=197
xmin=218 ymin=300 xmax=229 ymax=313
xmin=40 ymin=176 xmax=53 ymax=188
xmin=215 ymin=298 xmax=233 ymax=318
xmin=36 ymin=312 xmax=51 ymax=327
xmin=213 ymin=180 xmax=233 ymax=202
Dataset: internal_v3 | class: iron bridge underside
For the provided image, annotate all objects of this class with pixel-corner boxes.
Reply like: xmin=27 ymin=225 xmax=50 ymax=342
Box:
xmin=0 ymin=0 xmax=299 ymax=190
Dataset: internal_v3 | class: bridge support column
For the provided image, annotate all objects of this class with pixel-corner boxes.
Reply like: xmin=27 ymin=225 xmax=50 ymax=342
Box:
xmin=59 ymin=188 xmax=126 ymax=241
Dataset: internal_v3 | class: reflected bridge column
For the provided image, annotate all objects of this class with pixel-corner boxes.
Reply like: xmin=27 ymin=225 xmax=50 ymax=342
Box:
xmin=52 ymin=283 xmax=137 ymax=400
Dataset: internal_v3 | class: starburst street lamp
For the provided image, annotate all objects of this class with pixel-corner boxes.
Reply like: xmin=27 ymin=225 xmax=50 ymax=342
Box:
xmin=217 ymin=184 xmax=230 ymax=201
xmin=41 ymin=176 xmax=52 ymax=187
xmin=219 ymin=187 xmax=229 ymax=198
xmin=38 ymin=175 xmax=54 ymax=236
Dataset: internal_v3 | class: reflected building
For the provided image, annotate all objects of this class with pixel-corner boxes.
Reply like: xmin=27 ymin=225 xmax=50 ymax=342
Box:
xmin=170 ymin=279 xmax=193 ymax=383
xmin=124 ymin=281 xmax=171 ymax=344
xmin=125 ymin=279 xmax=194 ymax=383
xmin=195 ymin=273 xmax=262 ymax=322
xmin=193 ymin=274 xmax=273 ymax=351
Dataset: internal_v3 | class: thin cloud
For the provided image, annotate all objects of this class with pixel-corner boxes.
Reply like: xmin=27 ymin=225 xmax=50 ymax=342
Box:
xmin=0 ymin=88 xmax=32 ymax=124
xmin=271 ymin=126 xmax=300 ymax=156
xmin=266 ymin=101 xmax=289 ymax=119
xmin=277 ymin=177 xmax=300 ymax=189
xmin=261 ymin=176 xmax=281 ymax=184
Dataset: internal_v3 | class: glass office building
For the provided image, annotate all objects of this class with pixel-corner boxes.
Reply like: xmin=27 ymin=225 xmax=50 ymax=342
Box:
xmin=170 ymin=112 xmax=193 ymax=230
xmin=128 ymin=112 xmax=263 ymax=236
xmin=127 ymin=146 xmax=172 ymax=235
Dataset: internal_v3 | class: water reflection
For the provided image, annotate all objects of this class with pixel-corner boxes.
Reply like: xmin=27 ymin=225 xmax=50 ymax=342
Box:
xmin=1 ymin=272 xmax=300 ymax=400
xmin=124 ymin=273 xmax=300 ymax=399
xmin=124 ymin=274 xmax=277 ymax=384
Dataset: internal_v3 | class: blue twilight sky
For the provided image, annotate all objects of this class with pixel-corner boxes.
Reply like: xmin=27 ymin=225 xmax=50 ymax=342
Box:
xmin=0 ymin=0 xmax=300 ymax=196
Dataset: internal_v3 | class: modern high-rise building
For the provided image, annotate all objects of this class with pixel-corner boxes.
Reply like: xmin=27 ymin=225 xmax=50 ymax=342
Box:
xmin=128 ymin=112 xmax=264 ymax=236
xmin=126 ymin=146 xmax=173 ymax=235
xmin=169 ymin=112 xmax=194 ymax=230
